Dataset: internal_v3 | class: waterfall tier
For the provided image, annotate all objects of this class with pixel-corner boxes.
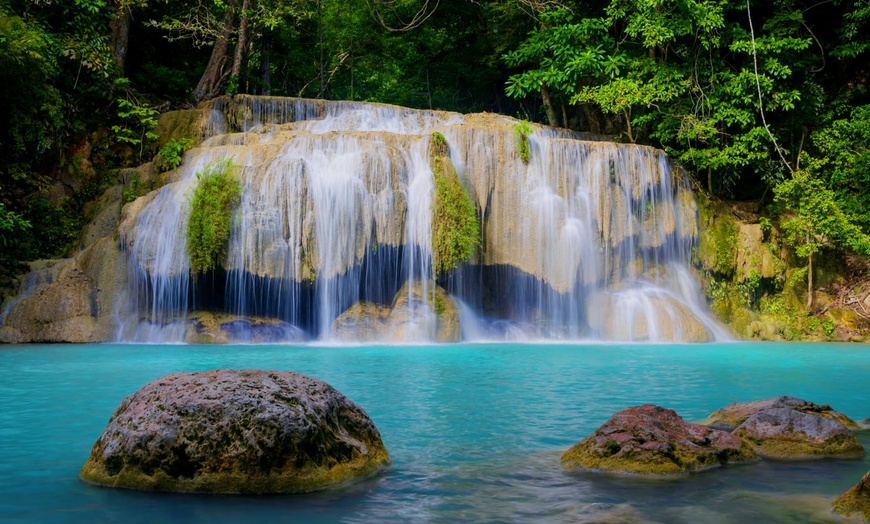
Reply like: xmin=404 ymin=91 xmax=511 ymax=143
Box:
xmin=117 ymin=95 xmax=727 ymax=342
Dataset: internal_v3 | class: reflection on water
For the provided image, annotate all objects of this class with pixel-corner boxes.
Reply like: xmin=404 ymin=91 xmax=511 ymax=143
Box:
xmin=0 ymin=342 xmax=867 ymax=523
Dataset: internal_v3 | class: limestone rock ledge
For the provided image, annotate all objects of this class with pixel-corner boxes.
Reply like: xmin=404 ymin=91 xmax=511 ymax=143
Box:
xmin=561 ymin=404 xmax=757 ymax=476
xmin=80 ymin=369 xmax=390 ymax=494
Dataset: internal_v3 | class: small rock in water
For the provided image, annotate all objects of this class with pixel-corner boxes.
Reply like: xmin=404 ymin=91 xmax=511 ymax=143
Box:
xmin=702 ymin=396 xmax=859 ymax=431
xmin=833 ymin=470 xmax=870 ymax=521
xmin=702 ymin=396 xmax=864 ymax=459
xmin=561 ymin=404 xmax=757 ymax=476
xmin=732 ymin=408 xmax=864 ymax=459
xmin=80 ymin=369 xmax=390 ymax=494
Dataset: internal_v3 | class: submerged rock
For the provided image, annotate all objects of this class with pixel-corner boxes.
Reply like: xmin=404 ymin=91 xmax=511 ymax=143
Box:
xmin=561 ymin=404 xmax=756 ymax=476
xmin=80 ymin=369 xmax=390 ymax=494
xmin=702 ymin=396 xmax=860 ymax=431
xmin=731 ymin=408 xmax=864 ymax=459
xmin=833 ymin=470 xmax=870 ymax=521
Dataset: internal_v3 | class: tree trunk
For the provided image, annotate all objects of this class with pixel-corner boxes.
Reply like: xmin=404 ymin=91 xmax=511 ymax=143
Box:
xmin=807 ymin=248 xmax=814 ymax=310
xmin=193 ymin=2 xmax=237 ymax=103
xmin=581 ymin=103 xmax=600 ymax=134
xmin=110 ymin=2 xmax=131 ymax=73
xmin=259 ymin=36 xmax=271 ymax=95
xmin=230 ymin=0 xmax=251 ymax=80
xmin=707 ymin=166 xmax=712 ymax=194
xmin=540 ymin=84 xmax=559 ymax=128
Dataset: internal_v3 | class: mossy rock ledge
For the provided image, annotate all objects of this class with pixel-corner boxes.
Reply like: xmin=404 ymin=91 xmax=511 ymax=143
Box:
xmin=80 ymin=369 xmax=390 ymax=494
xmin=561 ymin=404 xmax=757 ymax=476
xmin=833 ymin=470 xmax=870 ymax=521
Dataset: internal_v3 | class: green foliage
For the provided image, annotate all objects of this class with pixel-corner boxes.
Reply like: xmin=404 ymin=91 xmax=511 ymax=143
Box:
xmin=431 ymin=157 xmax=479 ymax=274
xmin=432 ymin=132 xmax=446 ymax=146
xmin=774 ymin=169 xmax=870 ymax=260
xmin=111 ymin=78 xmax=159 ymax=160
xmin=0 ymin=203 xmax=32 ymax=282
xmin=186 ymin=160 xmax=243 ymax=274
xmin=514 ymin=120 xmax=533 ymax=163
xmin=158 ymin=137 xmax=194 ymax=171
xmin=122 ymin=176 xmax=141 ymax=203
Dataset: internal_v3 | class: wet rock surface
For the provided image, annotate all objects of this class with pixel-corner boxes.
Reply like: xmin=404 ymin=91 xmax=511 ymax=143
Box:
xmin=80 ymin=369 xmax=390 ymax=494
xmin=702 ymin=396 xmax=860 ymax=431
xmin=833 ymin=470 xmax=870 ymax=521
xmin=561 ymin=404 xmax=756 ymax=476
xmin=731 ymin=407 xmax=864 ymax=459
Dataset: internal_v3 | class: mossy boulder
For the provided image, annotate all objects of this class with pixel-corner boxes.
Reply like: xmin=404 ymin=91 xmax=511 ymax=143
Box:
xmin=732 ymin=408 xmax=864 ymax=459
xmin=330 ymin=281 xmax=460 ymax=342
xmin=330 ymin=302 xmax=392 ymax=342
xmin=561 ymin=404 xmax=757 ymax=476
xmin=702 ymin=396 xmax=860 ymax=431
xmin=387 ymin=281 xmax=460 ymax=342
xmin=834 ymin=470 xmax=870 ymax=521
xmin=80 ymin=369 xmax=390 ymax=494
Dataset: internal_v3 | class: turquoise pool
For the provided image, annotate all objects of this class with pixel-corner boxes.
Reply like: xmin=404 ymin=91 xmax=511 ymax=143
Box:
xmin=0 ymin=342 xmax=867 ymax=522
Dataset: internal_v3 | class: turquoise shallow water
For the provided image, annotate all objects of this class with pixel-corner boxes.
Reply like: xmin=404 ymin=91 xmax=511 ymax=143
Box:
xmin=0 ymin=342 xmax=868 ymax=523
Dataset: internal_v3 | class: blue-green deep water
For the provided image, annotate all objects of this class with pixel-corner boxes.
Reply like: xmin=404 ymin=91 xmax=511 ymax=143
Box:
xmin=0 ymin=342 xmax=868 ymax=523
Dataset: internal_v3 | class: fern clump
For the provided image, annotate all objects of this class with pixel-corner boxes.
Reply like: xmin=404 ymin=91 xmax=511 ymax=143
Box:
xmin=186 ymin=159 xmax=243 ymax=274
xmin=431 ymin=156 xmax=479 ymax=274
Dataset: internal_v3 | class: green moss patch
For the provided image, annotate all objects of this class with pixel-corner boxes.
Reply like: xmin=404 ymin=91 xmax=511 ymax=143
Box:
xmin=430 ymin=150 xmax=479 ymax=274
xmin=186 ymin=159 xmax=243 ymax=274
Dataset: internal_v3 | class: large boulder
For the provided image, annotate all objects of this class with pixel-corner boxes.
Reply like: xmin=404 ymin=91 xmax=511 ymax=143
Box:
xmin=731 ymin=408 xmax=864 ymax=459
xmin=330 ymin=281 xmax=461 ymax=342
xmin=561 ymin=404 xmax=756 ymax=476
xmin=80 ymin=370 xmax=390 ymax=494
xmin=833 ymin=470 xmax=870 ymax=521
xmin=702 ymin=396 xmax=860 ymax=431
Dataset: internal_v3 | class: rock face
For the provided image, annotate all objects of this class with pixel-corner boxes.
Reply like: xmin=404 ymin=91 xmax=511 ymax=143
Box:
xmin=561 ymin=404 xmax=756 ymax=476
xmin=732 ymin=408 xmax=864 ymax=459
xmin=0 ymin=237 xmax=127 ymax=343
xmin=702 ymin=396 xmax=860 ymax=431
xmin=703 ymin=396 xmax=864 ymax=459
xmin=80 ymin=370 xmax=390 ymax=494
xmin=330 ymin=281 xmax=460 ymax=342
xmin=833 ymin=470 xmax=870 ymax=521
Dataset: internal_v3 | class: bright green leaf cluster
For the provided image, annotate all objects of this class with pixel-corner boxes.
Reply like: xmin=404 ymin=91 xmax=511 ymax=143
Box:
xmin=158 ymin=137 xmax=195 ymax=171
xmin=186 ymin=159 xmax=243 ymax=274
xmin=431 ymin=157 xmax=479 ymax=274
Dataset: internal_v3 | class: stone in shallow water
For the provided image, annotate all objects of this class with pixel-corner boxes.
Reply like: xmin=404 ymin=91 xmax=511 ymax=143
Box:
xmin=731 ymin=408 xmax=864 ymax=459
xmin=561 ymin=404 xmax=756 ymax=476
xmin=833 ymin=470 xmax=870 ymax=520
xmin=80 ymin=369 xmax=390 ymax=494
xmin=701 ymin=396 xmax=860 ymax=431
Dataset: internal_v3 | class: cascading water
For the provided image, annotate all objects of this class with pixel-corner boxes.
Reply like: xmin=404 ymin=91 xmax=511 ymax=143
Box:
xmin=117 ymin=95 xmax=728 ymax=343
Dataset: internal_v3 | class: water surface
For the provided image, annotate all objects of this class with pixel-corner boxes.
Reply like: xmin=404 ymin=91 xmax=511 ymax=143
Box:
xmin=0 ymin=342 xmax=867 ymax=522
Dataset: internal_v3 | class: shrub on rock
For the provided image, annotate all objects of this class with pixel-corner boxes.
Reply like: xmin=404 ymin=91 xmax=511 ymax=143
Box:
xmin=80 ymin=369 xmax=390 ymax=494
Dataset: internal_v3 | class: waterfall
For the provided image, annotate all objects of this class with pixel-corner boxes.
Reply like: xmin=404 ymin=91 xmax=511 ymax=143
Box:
xmin=117 ymin=95 xmax=726 ymax=343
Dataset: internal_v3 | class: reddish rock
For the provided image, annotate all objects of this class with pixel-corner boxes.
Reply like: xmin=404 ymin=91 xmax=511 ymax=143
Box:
xmin=561 ymin=404 xmax=757 ymax=476
xmin=80 ymin=369 xmax=390 ymax=493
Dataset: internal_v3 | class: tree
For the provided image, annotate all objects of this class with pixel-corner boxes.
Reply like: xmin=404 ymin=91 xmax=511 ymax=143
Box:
xmin=774 ymin=168 xmax=870 ymax=309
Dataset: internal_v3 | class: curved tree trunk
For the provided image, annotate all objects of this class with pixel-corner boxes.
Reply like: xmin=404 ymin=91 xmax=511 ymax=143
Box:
xmin=193 ymin=2 xmax=237 ymax=103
